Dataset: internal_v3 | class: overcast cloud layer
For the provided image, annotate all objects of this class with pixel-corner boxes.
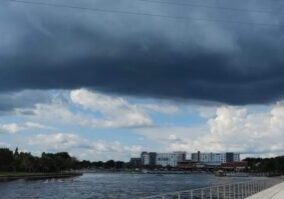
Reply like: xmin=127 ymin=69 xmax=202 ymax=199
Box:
xmin=1 ymin=0 xmax=284 ymax=104
xmin=2 ymin=89 xmax=284 ymax=160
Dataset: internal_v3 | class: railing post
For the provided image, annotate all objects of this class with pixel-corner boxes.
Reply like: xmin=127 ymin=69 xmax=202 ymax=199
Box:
xmin=223 ymin=185 xmax=226 ymax=199
xmin=248 ymin=182 xmax=250 ymax=197
xmin=177 ymin=192 xmax=181 ymax=199
xmin=237 ymin=183 xmax=240 ymax=199
xmin=217 ymin=186 xmax=220 ymax=199
xmin=210 ymin=187 xmax=213 ymax=199
xmin=245 ymin=182 xmax=248 ymax=198
xmin=201 ymin=189 xmax=204 ymax=199
xmin=241 ymin=183 xmax=244 ymax=199
xmin=190 ymin=190 xmax=193 ymax=199
xmin=264 ymin=181 xmax=266 ymax=190
xmin=245 ymin=182 xmax=247 ymax=197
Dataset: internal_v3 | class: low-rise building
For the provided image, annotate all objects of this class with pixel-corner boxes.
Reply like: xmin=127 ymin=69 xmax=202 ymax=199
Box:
xmin=221 ymin=161 xmax=248 ymax=171
xmin=177 ymin=160 xmax=206 ymax=170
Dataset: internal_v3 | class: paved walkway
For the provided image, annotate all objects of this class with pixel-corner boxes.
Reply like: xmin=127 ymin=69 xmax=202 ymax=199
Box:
xmin=246 ymin=181 xmax=284 ymax=199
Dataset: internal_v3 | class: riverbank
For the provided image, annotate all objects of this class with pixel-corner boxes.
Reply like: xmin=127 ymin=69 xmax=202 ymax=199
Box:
xmin=0 ymin=172 xmax=82 ymax=182
xmin=81 ymin=169 xmax=278 ymax=177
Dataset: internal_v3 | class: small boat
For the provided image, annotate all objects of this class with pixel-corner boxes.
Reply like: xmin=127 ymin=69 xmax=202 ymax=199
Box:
xmin=141 ymin=169 xmax=149 ymax=174
xmin=214 ymin=170 xmax=226 ymax=177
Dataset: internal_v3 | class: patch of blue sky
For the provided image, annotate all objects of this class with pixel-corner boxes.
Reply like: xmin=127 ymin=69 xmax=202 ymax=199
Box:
xmin=149 ymin=111 xmax=207 ymax=127
xmin=69 ymin=103 xmax=104 ymax=119
xmin=245 ymin=104 xmax=271 ymax=114
xmin=0 ymin=115 xmax=27 ymax=123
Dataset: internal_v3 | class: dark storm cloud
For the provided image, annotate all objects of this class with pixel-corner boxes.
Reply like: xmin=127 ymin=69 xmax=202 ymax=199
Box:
xmin=0 ymin=90 xmax=52 ymax=113
xmin=1 ymin=0 xmax=284 ymax=105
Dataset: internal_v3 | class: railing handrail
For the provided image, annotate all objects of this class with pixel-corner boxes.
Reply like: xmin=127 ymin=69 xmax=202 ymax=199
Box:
xmin=140 ymin=179 xmax=275 ymax=199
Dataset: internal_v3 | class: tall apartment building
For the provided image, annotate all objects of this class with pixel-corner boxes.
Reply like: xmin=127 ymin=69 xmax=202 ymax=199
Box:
xmin=191 ymin=151 xmax=240 ymax=165
xmin=141 ymin=152 xmax=157 ymax=166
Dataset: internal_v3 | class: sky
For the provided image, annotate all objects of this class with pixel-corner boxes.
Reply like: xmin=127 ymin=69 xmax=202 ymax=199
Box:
xmin=1 ymin=0 xmax=284 ymax=161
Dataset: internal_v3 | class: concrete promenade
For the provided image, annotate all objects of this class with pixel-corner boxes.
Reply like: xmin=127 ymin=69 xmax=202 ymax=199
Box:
xmin=246 ymin=181 xmax=284 ymax=199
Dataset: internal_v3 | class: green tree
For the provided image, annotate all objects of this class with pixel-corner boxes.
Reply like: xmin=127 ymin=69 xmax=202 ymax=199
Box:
xmin=0 ymin=148 xmax=14 ymax=171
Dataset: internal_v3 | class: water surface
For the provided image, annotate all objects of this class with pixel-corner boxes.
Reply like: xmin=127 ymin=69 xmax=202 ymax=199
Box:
xmin=0 ymin=173 xmax=270 ymax=199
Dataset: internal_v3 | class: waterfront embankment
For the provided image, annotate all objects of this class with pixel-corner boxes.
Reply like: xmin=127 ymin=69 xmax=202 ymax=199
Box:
xmin=246 ymin=177 xmax=284 ymax=199
xmin=0 ymin=172 xmax=82 ymax=182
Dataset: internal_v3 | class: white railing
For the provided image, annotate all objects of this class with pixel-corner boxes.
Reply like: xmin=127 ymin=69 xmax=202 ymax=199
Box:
xmin=141 ymin=179 xmax=281 ymax=199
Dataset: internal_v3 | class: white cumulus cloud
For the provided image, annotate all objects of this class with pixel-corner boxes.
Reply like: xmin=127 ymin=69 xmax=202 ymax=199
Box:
xmin=27 ymin=133 xmax=143 ymax=161
xmin=137 ymin=102 xmax=284 ymax=157
xmin=0 ymin=122 xmax=46 ymax=134
xmin=69 ymin=88 xmax=179 ymax=128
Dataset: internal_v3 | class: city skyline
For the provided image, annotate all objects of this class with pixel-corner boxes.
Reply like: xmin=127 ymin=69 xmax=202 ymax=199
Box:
xmin=130 ymin=151 xmax=241 ymax=168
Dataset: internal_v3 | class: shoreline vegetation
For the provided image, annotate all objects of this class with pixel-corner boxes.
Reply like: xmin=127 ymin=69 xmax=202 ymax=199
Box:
xmin=1 ymin=147 xmax=284 ymax=182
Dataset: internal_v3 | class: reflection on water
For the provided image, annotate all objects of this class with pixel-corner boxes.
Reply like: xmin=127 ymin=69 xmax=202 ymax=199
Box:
xmin=0 ymin=173 xmax=270 ymax=199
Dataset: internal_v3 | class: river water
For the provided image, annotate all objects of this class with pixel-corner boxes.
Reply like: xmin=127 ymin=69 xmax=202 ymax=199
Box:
xmin=0 ymin=173 xmax=270 ymax=199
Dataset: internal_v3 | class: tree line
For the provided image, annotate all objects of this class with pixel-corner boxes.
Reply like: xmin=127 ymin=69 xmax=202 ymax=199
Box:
xmin=0 ymin=148 xmax=129 ymax=173
xmin=244 ymin=156 xmax=284 ymax=174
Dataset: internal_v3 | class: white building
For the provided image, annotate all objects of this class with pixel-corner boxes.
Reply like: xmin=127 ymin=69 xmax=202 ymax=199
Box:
xmin=156 ymin=151 xmax=186 ymax=167
xmin=141 ymin=152 xmax=150 ymax=165
xmin=140 ymin=151 xmax=186 ymax=167
xmin=191 ymin=151 xmax=240 ymax=165
xmin=233 ymin=153 xmax=240 ymax=162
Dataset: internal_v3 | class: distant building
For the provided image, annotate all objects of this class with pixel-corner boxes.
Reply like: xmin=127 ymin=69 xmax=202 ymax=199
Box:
xmin=156 ymin=151 xmax=186 ymax=167
xmin=148 ymin=152 xmax=157 ymax=166
xmin=221 ymin=161 xmax=247 ymax=171
xmin=191 ymin=151 xmax=200 ymax=162
xmin=132 ymin=151 xmax=240 ymax=168
xmin=141 ymin=152 xmax=157 ymax=166
xmin=177 ymin=160 xmax=193 ymax=170
xmin=129 ymin=158 xmax=141 ymax=167
xmin=233 ymin=153 xmax=241 ymax=162
xmin=141 ymin=151 xmax=150 ymax=165
xmin=140 ymin=151 xmax=186 ymax=167
xmin=191 ymin=151 xmax=240 ymax=166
